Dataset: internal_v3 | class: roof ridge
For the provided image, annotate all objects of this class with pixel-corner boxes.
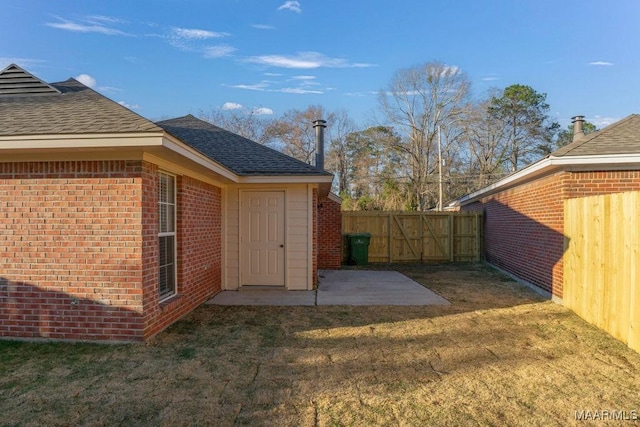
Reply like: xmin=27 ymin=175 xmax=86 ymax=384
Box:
xmin=552 ymin=114 xmax=639 ymax=157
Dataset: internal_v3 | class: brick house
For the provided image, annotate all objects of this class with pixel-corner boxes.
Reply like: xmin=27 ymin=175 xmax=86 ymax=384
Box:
xmin=0 ymin=64 xmax=341 ymax=342
xmin=451 ymin=115 xmax=640 ymax=351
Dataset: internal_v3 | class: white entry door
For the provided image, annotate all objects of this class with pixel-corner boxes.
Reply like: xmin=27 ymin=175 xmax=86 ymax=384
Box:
xmin=240 ymin=191 xmax=286 ymax=286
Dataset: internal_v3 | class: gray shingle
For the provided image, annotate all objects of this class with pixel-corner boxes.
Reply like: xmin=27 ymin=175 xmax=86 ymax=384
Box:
xmin=157 ymin=115 xmax=331 ymax=176
xmin=553 ymin=114 xmax=640 ymax=157
xmin=0 ymin=67 xmax=161 ymax=136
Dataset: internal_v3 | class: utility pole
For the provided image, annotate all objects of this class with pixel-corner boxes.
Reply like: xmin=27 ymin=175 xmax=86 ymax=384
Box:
xmin=438 ymin=125 xmax=443 ymax=211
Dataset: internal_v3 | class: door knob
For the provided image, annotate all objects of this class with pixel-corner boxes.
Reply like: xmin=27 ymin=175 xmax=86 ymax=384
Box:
xmin=280 ymin=244 xmax=284 ymax=248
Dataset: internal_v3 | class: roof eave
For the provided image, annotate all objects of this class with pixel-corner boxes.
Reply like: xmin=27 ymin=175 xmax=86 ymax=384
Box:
xmin=454 ymin=153 xmax=640 ymax=207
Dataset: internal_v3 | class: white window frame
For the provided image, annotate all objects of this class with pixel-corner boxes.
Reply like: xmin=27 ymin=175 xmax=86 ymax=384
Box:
xmin=158 ymin=171 xmax=177 ymax=301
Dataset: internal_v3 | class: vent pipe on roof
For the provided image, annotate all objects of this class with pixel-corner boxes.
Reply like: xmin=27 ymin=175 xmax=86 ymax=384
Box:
xmin=572 ymin=115 xmax=585 ymax=142
xmin=313 ymin=119 xmax=327 ymax=170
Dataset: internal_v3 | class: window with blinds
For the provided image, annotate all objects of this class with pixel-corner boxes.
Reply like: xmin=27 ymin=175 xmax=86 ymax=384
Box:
xmin=158 ymin=172 xmax=176 ymax=300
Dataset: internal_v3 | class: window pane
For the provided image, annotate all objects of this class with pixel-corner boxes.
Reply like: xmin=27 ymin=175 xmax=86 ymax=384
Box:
xmin=159 ymin=235 xmax=175 ymax=298
xmin=167 ymin=205 xmax=175 ymax=232
xmin=159 ymin=204 xmax=168 ymax=233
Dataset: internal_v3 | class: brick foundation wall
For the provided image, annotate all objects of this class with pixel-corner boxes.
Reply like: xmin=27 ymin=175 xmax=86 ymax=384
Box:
xmin=0 ymin=160 xmax=223 ymax=342
xmin=464 ymin=169 xmax=640 ymax=299
xmin=317 ymin=195 xmax=342 ymax=269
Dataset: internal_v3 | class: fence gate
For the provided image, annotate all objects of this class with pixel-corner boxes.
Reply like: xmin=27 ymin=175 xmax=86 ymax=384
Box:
xmin=564 ymin=192 xmax=640 ymax=353
xmin=342 ymin=211 xmax=482 ymax=263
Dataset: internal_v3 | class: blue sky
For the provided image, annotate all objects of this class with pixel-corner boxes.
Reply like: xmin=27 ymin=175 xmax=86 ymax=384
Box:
xmin=2 ymin=0 xmax=639 ymax=129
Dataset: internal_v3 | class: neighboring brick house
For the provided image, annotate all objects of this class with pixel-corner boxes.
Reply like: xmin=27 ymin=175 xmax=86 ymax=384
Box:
xmin=453 ymin=115 xmax=640 ymax=300
xmin=0 ymin=64 xmax=341 ymax=342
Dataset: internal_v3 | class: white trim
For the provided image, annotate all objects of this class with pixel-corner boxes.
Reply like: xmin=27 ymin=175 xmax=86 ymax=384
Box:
xmin=454 ymin=153 xmax=640 ymax=206
xmin=307 ymin=185 xmax=314 ymax=290
xmin=238 ymin=175 xmax=333 ymax=185
xmin=142 ymin=152 xmax=227 ymax=188
xmin=0 ymin=133 xmax=163 ymax=149
xmin=327 ymin=192 xmax=342 ymax=204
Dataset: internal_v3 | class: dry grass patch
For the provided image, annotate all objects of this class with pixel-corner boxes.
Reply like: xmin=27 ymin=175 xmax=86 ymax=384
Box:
xmin=1 ymin=264 xmax=639 ymax=426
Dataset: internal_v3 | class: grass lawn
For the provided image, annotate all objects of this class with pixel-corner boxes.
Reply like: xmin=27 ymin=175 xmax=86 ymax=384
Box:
xmin=1 ymin=264 xmax=639 ymax=426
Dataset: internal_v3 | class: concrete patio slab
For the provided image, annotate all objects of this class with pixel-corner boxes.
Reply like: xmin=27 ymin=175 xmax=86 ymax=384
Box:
xmin=317 ymin=270 xmax=450 ymax=306
xmin=206 ymin=270 xmax=450 ymax=306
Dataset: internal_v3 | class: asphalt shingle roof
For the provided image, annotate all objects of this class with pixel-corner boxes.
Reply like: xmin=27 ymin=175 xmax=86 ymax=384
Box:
xmin=157 ymin=114 xmax=331 ymax=176
xmin=553 ymin=114 xmax=640 ymax=157
xmin=0 ymin=65 xmax=161 ymax=136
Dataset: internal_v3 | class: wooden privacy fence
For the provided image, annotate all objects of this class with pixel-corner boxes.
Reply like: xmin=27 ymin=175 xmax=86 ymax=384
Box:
xmin=342 ymin=211 xmax=482 ymax=263
xmin=564 ymin=192 xmax=640 ymax=353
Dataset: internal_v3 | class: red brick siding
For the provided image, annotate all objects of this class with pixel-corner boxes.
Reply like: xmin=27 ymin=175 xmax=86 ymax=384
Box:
xmin=464 ymin=169 xmax=640 ymax=299
xmin=0 ymin=160 xmax=223 ymax=342
xmin=317 ymin=195 xmax=342 ymax=269
xmin=143 ymin=174 xmax=222 ymax=338
xmin=566 ymin=170 xmax=640 ymax=198
xmin=0 ymin=161 xmax=145 ymax=341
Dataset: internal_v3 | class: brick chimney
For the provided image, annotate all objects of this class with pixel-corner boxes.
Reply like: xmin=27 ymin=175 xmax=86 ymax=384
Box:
xmin=572 ymin=115 xmax=586 ymax=142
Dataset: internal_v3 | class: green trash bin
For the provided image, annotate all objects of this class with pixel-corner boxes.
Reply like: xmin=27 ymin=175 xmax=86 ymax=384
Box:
xmin=347 ymin=233 xmax=371 ymax=266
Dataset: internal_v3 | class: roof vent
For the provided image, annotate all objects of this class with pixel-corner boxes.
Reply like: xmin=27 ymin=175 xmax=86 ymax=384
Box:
xmin=313 ymin=119 xmax=327 ymax=170
xmin=572 ymin=115 xmax=586 ymax=142
xmin=0 ymin=64 xmax=60 ymax=96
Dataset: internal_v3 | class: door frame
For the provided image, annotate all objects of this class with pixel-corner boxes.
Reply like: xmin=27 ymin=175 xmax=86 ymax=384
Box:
xmin=238 ymin=189 xmax=287 ymax=288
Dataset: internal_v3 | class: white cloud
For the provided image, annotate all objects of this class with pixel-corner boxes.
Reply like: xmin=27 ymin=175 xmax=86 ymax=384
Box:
xmin=86 ymin=15 xmax=127 ymax=25
xmin=222 ymin=102 xmax=244 ymax=110
xmin=253 ymin=107 xmax=274 ymax=115
xmin=172 ymin=27 xmax=229 ymax=39
xmin=292 ymin=75 xmax=316 ymax=80
xmin=589 ymin=61 xmax=614 ymax=66
xmin=252 ymin=24 xmax=275 ymax=30
xmin=481 ymin=77 xmax=500 ymax=81
xmin=118 ymin=101 xmax=140 ymax=109
xmin=246 ymin=51 xmax=374 ymax=69
xmin=228 ymin=82 xmax=270 ymax=91
xmin=278 ymin=1 xmax=302 ymax=13
xmin=75 ymin=74 xmax=97 ymax=88
xmin=590 ymin=116 xmax=620 ymax=127
xmin=203 ymin=45 xmax=236 ymax=58
xmin=279 ymin=87 xmax=323 ymax=94
xmin=46 ymin=17 xmax=129 ymax=36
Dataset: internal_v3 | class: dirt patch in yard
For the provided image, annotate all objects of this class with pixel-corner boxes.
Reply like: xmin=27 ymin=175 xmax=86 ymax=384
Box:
xmin=1 ymin=263 xmax=639 ymax=426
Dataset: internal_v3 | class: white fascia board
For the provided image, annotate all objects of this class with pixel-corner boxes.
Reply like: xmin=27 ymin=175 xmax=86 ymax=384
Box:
xmin=237 ymin=175 xmax=334 ymax=185
xmin=0 ymin=132 xmax=164 ymax=149
xmin=161 ymin=134 xmax=238 ymax=182
xmin=455 ymin=153 xmax=640 ymax=206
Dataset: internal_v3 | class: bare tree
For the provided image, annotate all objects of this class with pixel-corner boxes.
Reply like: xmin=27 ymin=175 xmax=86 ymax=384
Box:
xmin=265 ymin=105 xmax=335 ymax=164
xmin=461 ymin=95 xmax=510 ymax=187
xmin=199 ymin=107 xmax=274 ymax=144
xmin=324 ymin=110 xmax=357 ymax=194
xmin=378 ymin=61 xmax=470 ymax=210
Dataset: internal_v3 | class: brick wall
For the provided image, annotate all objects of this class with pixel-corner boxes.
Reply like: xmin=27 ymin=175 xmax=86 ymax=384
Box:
xmin=0 ymin=161 xmax=146 ymax=341
xmin=476 ymin=172 xmax=566 ymax=297
xmin=143 ymin=174 xmax=222 ymax=338
xmin=317 ymin=195 xmax=342 ymax=270
xmin=464 ymin=169 xmax=640 ymax=299
xmin=0 ymin=160 xmax=222 ymax=341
